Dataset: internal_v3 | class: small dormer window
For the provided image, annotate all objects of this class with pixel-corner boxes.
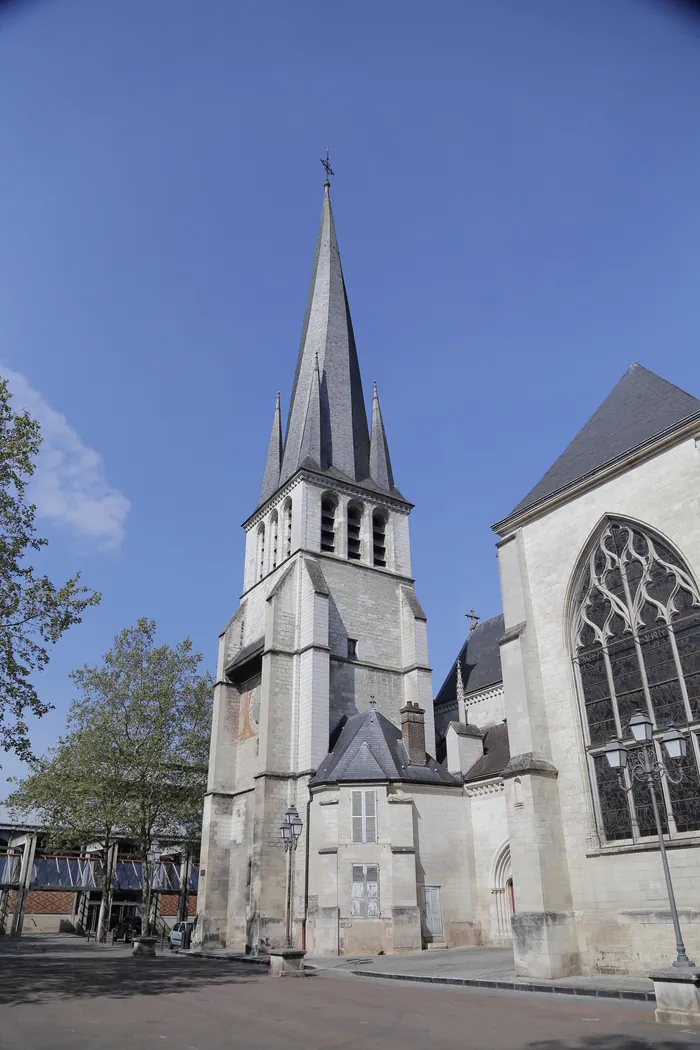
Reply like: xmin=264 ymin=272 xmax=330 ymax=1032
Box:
xmin=321 ymin=495 xmax=337 ymax=553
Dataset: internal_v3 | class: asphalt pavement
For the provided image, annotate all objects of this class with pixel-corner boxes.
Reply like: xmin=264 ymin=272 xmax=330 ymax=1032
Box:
xmin=0 ymin=935 xmax=697 ymax=1050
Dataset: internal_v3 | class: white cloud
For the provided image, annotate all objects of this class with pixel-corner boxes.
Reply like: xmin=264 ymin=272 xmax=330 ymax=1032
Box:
xmin=3 ymin=367 xmax=130 ymax=550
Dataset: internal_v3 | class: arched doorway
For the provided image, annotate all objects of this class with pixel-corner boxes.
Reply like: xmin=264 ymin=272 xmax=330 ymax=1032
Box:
xmin=490 ymin=841 xmax=514 ymax=942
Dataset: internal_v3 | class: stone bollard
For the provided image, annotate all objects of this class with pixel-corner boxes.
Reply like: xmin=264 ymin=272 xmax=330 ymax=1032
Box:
xmin=649 ymin=968 xmax=700 ymax=1026
xmin=132 ymin=937 xmax=157 ymax=958
xmin=268 ymin=948 xmax=306 ymax=977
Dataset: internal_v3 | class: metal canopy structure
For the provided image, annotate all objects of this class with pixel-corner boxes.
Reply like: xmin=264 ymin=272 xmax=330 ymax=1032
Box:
xmin=0 ymin=852 xmax=199 ymax=892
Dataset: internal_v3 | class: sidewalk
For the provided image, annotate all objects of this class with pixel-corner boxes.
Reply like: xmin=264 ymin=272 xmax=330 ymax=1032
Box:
xmin=305 ymin=946 xmax=657 ymax=1002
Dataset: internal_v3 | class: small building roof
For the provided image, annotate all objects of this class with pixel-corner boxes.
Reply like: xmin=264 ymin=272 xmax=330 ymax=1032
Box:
xmin=310 ymin=709 xmax=460 ymax=788
xmin=462 ymin=722 xmax=510 ymax=783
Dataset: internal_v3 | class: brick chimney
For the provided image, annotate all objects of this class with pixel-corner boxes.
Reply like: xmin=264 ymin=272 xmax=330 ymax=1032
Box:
xmin=400 ymin=701 xmax=426 ymax=765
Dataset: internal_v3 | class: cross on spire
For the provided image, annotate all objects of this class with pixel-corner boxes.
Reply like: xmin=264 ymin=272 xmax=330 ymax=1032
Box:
xmin=368 ymin=696 xmax=377 ymax=709
xmin=466 ymin=608 xmax=480 ymax=632
xmin=320 ymin=146 xmax=334 ymax=185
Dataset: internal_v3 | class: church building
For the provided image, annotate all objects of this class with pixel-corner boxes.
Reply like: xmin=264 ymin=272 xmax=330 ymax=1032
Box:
xmin=197 ymin=178 xmax=700 ymax=977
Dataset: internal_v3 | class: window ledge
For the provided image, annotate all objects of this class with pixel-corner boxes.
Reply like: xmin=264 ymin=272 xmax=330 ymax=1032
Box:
xmin=586 ymin=834 xmax=700 ymax=858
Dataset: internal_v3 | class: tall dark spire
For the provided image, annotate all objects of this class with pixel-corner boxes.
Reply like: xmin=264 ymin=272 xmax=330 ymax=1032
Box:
xmin=280 ymin=183 xmax=370 ymax=485
xmin=259 ymin=392 xmax=283 ymax=504
xmin=369 ymin=381 xmax=395 ymax=493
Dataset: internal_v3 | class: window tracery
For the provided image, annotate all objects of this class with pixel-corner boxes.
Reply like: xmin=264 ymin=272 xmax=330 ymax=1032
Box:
xmin=573 ymin=520 xmax=700 ymax=842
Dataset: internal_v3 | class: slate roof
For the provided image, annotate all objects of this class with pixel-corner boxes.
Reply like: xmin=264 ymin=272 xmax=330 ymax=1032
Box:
xmin=462 ymin=722 xmax=510 ymax=783
xmin=280 ymin=183 xmax=370 ymax=486
xmin=369 ymin=382 xmax=395 ymax=492
xmin=259 ymin=392 xmax=283 ymax=505
xmin=502 ymin=364 xmax=700 ymax=523
xmin=225 ymin=636 xmax=264 ymax=677
xmin=434 ymin=614 xmax=505 ymax=710
xmin=254 ymin=183 xmax=406 ymax=507
xmin=310 ymin=709 xmax=460 ymax=787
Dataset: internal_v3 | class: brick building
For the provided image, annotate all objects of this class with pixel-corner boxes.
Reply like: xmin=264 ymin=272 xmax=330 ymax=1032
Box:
xmin=0 ymin=823 xmax=198 ymax=937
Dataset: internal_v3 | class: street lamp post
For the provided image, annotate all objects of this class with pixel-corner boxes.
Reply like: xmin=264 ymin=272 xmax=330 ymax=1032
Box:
xmin=279 ymin=804 xmax=303 ymax=949
xmin=603 ymin=712 xmax=695 ymax=970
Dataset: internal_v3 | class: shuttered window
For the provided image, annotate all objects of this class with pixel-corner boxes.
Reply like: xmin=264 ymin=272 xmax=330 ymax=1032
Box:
xmin=351 ymin=790 xmax=377 ymax=843
xmin=351 ymin=864 xmax=380 ymax=918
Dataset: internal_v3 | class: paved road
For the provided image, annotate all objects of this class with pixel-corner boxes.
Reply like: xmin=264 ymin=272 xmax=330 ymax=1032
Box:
xmin=0 ymin=937 xmax=698 ymax=1050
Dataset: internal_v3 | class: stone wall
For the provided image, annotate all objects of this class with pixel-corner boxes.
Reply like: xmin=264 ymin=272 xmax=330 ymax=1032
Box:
xmin=499 ymin=434 xmax=700 ymax=975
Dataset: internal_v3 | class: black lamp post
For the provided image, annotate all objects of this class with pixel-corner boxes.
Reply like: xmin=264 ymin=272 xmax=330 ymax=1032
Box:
xmin=279 ymin=805 xmax=303 ymax=949
xmin=603 ymin=712 xmax=695 ymax=969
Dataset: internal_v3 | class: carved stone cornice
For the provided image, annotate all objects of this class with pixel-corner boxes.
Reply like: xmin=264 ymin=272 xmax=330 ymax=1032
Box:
xmin=464 ymin=779 xmax=505 ymax=797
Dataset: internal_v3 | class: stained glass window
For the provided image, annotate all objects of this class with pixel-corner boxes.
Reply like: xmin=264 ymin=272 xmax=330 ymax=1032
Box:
xmin=573 ymin=520 xmax=700 ymax=842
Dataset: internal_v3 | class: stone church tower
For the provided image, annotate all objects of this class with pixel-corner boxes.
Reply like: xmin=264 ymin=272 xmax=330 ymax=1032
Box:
xmin=196 ymin=180 xmax=434 ymax=951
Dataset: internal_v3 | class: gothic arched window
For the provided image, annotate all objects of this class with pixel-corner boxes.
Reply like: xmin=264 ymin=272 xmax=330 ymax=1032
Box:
xmin=283 ymin=498 xmax=293 ymax=559
xmin=256 ymin=523 xmax=265 ymax=581
xmin=347 ymin=502 xmax=363 ymax=561
xmin=372 ymin=510 xmax=387 ymax=568
xmin=320 ymin=495 xmax=337 ymax=554
xmin=269 ymin=510 xmax=279 ymax=571
xmin=572 ymin=519 xmax=700 ymax=843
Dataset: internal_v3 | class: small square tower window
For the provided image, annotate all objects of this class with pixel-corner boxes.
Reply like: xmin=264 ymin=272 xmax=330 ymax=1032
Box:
xmin=347 ymin=638 xmax=358 ymax=659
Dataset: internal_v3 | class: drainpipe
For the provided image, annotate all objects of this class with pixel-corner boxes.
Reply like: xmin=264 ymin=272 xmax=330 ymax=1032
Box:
xmin=302 ymin=788 xmax=312 ymax=951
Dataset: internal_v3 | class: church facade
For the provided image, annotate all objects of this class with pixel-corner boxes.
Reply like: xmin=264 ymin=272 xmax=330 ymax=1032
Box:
xmin=197 ymin=181 xmax=700 ymax=976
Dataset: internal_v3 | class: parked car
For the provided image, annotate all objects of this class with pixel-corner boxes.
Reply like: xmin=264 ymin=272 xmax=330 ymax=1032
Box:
xmin=168 ymin=920 xmax=195 ymax=950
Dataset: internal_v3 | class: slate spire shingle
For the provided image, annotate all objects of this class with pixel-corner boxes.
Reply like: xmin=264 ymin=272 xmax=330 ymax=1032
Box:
xmin=298 ymin=353 xmax=322 ymax=468
xmin=259 ymin=391 xmax=283 ymax=505
xmin=280 ymin=182 xmax=371 ymax=485
xmin=369 ymin=381 xmax=395 ymax=493
xmin=502 ymin=363 xmax=700 ymax=523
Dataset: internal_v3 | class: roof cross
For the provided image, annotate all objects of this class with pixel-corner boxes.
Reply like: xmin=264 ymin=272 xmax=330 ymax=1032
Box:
xmin=320 ymin=146 xmax=334 ymax=184
xmin=368 ymin=696 xmax=377 ymax=709
xmin=466 ymin=608 xmax=480 ymax=633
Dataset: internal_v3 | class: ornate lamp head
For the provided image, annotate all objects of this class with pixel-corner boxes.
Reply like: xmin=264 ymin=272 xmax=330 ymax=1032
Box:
xmin=660 ymin=725 xmax=687 ymax=761
xmin=628 ymin=711 xmax=653 ymax=744
xmin=604 ymin=738 xmax=628 ymax=770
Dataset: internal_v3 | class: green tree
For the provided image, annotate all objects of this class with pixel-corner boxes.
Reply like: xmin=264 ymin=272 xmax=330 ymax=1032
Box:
xmin=8 ymin=619 xmax=213 ymax=941
xmin=69 ymin=618 xmax=212 ymax=935
xmin=0 ymin=377 xmax=100 ymax=761
xmin=7 ymin=722 xmax=126 ymax=942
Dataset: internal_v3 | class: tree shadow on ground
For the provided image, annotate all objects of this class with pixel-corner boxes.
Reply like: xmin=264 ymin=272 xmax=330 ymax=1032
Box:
xmin=0 ymin=954 xmax=259 ymax=1007
xmin=528 ymin=1036 xmax=695 ymax=1049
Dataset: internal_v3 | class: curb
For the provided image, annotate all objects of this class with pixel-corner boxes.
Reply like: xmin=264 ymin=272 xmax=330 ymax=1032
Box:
xmin=178 ymin=950 xmax=271 ymax=967
xmin=350 ymin=969 xmax=655 ymax=1003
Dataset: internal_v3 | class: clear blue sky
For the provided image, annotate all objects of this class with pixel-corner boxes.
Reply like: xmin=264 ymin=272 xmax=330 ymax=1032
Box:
xmin=1 ymin=0 xmax=699 ymax=798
